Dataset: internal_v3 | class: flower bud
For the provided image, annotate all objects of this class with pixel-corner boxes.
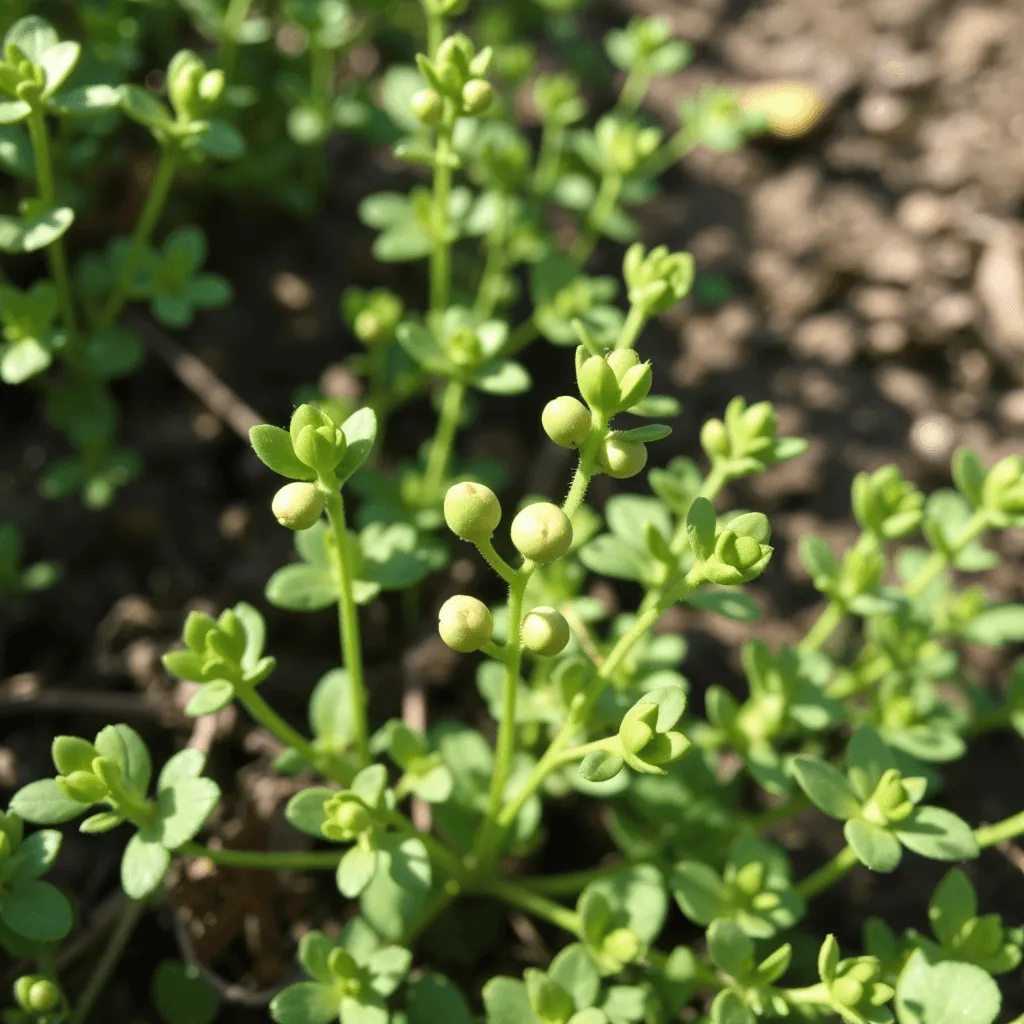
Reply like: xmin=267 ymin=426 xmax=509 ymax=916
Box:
xmin=461 ymin=78 xmax=493 ymax=115
xmin=542 ymin=396 xmax=591 ymax=449
xmin=522 ymin=607 xmax=571 ymax=657
xmin=167 ymin=49 xmax=205 ymax=118
xmin=577 ymin=355 xmax=619 ymax=415
xmin=15 ymin=976 xmax=61 ymax=1013
xmin=617 ymin=362 xmax=653 ymax=410
xmin=606 ymin=349 xmax=640 ymax=380
xmin=602 ymin=928 xmax=641 ymax=965
xmin=598 ymin=437 xmax=647 ymax=479
xmin=446 ymin=326 xmax=483 ymax=368
xmin=354 ymin=310 xmax=384 ymax=342
xmin=322 ymin=795 xmax=372 ymax=841
xmin=438 ymin=595 xmax=494 ymax=653
xmin=510 ymin=502 xmax=573 ymax=563
xmin=700 ymin=418 xmax=729 ymax=460
xmin=444 ymin=482 xmax=502 ymax=542
xmin=58 ymin=770 xmax=107 ymax=804
xmin=411 ymin=87 xmax=444 ymax=125
xmin=198 ymin=69 xmax=225 ymax=105
xmin=294 ymin=424 xmax=346 ymax=474
xmin=272 ymin=482 xmax=325 ymax=531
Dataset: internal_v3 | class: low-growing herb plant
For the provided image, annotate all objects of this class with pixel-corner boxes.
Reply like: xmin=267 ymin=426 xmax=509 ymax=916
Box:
xmin=3 ymin=2 xmax=1024 ymax=1024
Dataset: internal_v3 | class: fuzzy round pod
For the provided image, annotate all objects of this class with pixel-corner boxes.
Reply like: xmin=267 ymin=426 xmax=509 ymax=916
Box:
xmin=510 ymin=502 xmax=573 ymax=563
xmin=522 ymin=606 xmax=571 ymax=656
xmin=438 ymin=595 xmax=494 ymax=653
xmin=461 ymin=78 xmax=493 ymax=115
xmin=272 ymin=482 xmax=325 ymax=531
xmin=411 ymin=87 xmax=444 ymax=125
xmin=14 ymin=977 xmax=61 ymax=1013
xmin=598 ymin=438 xmax=648 ymax=479
xmin=542 ymin=396 xmax=591 ymax=449
xmin=444 ymin=482 xmax=502 ymax=542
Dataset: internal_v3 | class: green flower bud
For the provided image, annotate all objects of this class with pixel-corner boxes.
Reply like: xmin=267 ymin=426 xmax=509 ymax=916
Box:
xmin=354 ymin=310 xmax=384 ymax=342
xmin=701 ymin=418 xmax=730 ymax=459
xmin=598 ymin=437 xmax=647 ymax=479
xmin=272 ymin=482 xmax=325 ymax=531
xmin=58 ymin=770 xmax=107 ymax=804
xmin=863 ymin=768 xmax=914 ymax=824
xmin=444 ymin=482 xmax=502 ymax=542
xmin=446 ymin=326 xmax=483 ymax=368
xmin=510 ymin=502 xmax=573 ymax=563
xmin=198 ymin=69 xmax=225 ymax=105
xmin=322 ymin=795 xmax=372 ymax=841
xmin=577 ymin=354 xmax=619 ymax=415
xmin=703 ymin=520 xmax=773 ymax=586
xmin=14 ymin=976 xmax=61 ymax=1012
xmin=411 ymin=87 xmax=444 ymax=125
xmin=461 ymin=78 xmax=493 ymax=115
xmin=542 ymin=396 xmax=591 ymax=449
xmin=294 ymin=424 xmax=346 ymax=474
xmin=605 ymin=348 xmax=640 ymax=380
xmin=617 ymin=362 xmax=653 ymax=410
xmin=623 ymin=243 xmax=695 ymax=315
xmin=832 ymin=976 xmax=864 ymax=1008
xmin=522 ymin=606 xmax=571 ymax=657
xmin=602 ymin=927 xmax=641 ymax=965
xmin=438 ymin=595 xmax=494 ymax=653
xmin=982 ymin=455 xmax=1024 ymax=515
xmin=167 ymin=49 xmax=205 ymax=118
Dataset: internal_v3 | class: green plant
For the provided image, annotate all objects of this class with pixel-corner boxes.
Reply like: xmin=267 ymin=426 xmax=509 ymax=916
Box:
xmin=4 ymin=3 xmax=1024 ymax=1024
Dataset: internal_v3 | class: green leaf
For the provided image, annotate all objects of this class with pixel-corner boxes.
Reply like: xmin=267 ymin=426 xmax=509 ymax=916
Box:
xmin=845 ymin=818 xmax=903 ymax=873
xmin=1 ymin=337 xmax=52 ymax=383
xmin=483 ymin=977 xmax=536 ymax=1024
xmin=706 ymin=919 xmax=754 ymax=979
xmin=929 ymin=869 xmax=976 ymax=947
xmin=309 ymin=669 xmax=354 ymax=753
xmin=380 ymin=64 xmax=428 ymax=135
xmin=266 ymin=564 xmax=336 ymax=612
xmin=249 ymin=424 xmax=316 ymax=481
xmin=670 ymin=861 xmax=729 ymax=925
xmin=8 ymin=829 xmax=62 ymax=882
xmin=185 ymin=680 xmax=235 ymax=716
xmin=38 ymin=40 xmax=80 ymax=96
xmin=579 ymin=535 xmax=648 ymax=582
xmin=337 ymin=845 xmax=377 ymax=898
xmin=5 ymin=16 xmax=59 ymax=63
xmin=11 ymin=778 xmax=89 ymax=823
xmin=197 ymin=119 xmax=245 ymax=160
xmin=336 ymin=407 xmax=378 ymax=484
xmin=270 ymin=981 xmax=340 ymax=1024
xmin=0 ymin=100 xmax=31 ymax=124
xmin=395 ymin=321 xmax=450 ymax=375
xmin=580 ymin=751 xmax=625 ymax=783
xmin=951 ymin=447 xmax=986 ymax=508
xmin=358 ymin=192 xmax=409 ymax=229
xmin=0 ymin=125 xmax=33 ymax=175
xmin=709 ymin=989 xmax=755 ymax=1024
xmin=629 ymin=395 xmax=682 ymax=418
xmin=48 ymin=84 xmax=121 ymax=115
xmin=961 ymin=606 xmax=1024 ymax=645
xmin=97 ymin=723 xmax=151 ymax=794
xmin=895 ymin=949 xmax=1000 ymax=1024
xmin=0 ymin=879 xmax=71 ymax=942
xmin=550 ymin=944 xmax=601 ymax=1011
xmin=367 ymin=945 xmax=412 ymax=997
xmin=152 ymin=778 xmax=221 ymax=849
xmin=472 ymin=361 xmax=532 ymax=395
xmin=614 ymin=424 xmax=672 ymax=443
xmin=846 ymin=728 xmax=899 ymax=799
xmin=0 ymin=204 xmax=74 ymax=253
xmin=584 ymin=865 xmax=667 ymax=944
xmin=407 ymin=974 xmax=474 ymax=1024
xmin=82 ymin=327 xmax=144 ymax=379
xmin=374 ymin=227 xmax=432 ymax=262
xmin=681 ymin=589 xmax=761 ymax=621
xmin=790 ymin=756 xmax=860 ymax=820
xmin=686 ymin=496 xmax=716 ymax=561
xmin=153 ymin=960 xmax=220 ymax=1024
xmin=799 ymin=534 xmax=838 ymax=584
xmin=894 ymin=807 xmax=980 ymax=862
xmin=120 ymin=84 xmax=174 ymax=128
xmin=284 ymin=788 xmax=333 ymax=838
xmin=121 ymin=833 xmax=171 ymax=899
xmin=359 ymin=834 xmax=432 ymax=940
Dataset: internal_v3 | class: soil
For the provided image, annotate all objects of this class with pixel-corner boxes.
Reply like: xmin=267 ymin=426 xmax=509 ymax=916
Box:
xmin=2 ymin=0 xmax=1023 ymax=1018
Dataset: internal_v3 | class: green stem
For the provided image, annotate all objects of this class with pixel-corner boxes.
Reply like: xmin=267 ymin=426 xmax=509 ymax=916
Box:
xmin=502 ymin=315 xmax=538 ymax=358
xmin=617 ymin=67 xmax=650 ymax=116
xmin=563 ymin=421 xmax=606 ymax=517
xmin=533 ymin=123 xmax=565 ymax=195
xmin=382 ymin=811 xmax=467 ymax=882
xmin=648 ymin=125 xmax=697 ymax=178
xmin=905 ymin=511 xmax=989 ymax=597
xmin=480 ymin=878 xmax=582 ymax=935
xmin=615 ymin=304 xmax=648 ymax=350
xmin=430 ymin=122 xmax=454 ymax=313
xmin=424 ymin=4 xmax=444 ymax=56
xmin=98 ymin=148 xmax=177 ymax=330
xmin=27 ymin=107 xmax=77 ymax=336
xmin=570 ymin=172 xmax=622 ymax=265
xmin=473 ymin=192 xmax=507 ymax=319
xmin=322 ymin=487 xmax=370 ymax=767
xmin=477 ymin=536 xmax=517 ymax=584
xmin=69 ymin=898 xmax=146 ymax=1024
xmin=518 ymin=863 xmax=624 ymax=896
xmin=181 ymin=842 xmax=342 ymax=870
xmin=796 ymin=845 xmax=858 ymax=901
xmin=798 ymin=601 xmax=845 ymax=653
xmin=975 ymin=808 xmax=1024 ymax=849
xmin=423 ymin=378 xmax=466 ymax=500
xmin=218 ymin=0 xmax=254 ymax=81
xmin=746 ymin=793 xmax=809 ymax=833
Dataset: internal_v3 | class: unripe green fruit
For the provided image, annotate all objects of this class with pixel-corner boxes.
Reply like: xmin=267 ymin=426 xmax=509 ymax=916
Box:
xmin=27 ymin=979 xmax=61 ymax=1012
xmin=542 ymin=396 xmax=591 ymax=449
xmin=438 ymin=595 xmax=494 ymax=652
xmin=522 ymin=606 xmax=571 ymax=656
xmin=444 ymin=482 xmax=502 ymax=542
xmin=510 ymin=503 xmax=573 ymax=563
xmin=411 ymin=87 xmax=444 ymax=125
xmin=462 ymin=78 xmax=493 ymax=115
xmin=272 ymin=482 xmax=325 ymax=531
xmin=598 ymin=438 xmax=647 ymax=479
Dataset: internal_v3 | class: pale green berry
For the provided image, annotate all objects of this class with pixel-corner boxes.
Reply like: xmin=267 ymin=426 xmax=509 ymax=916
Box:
xmin=411 ymin=87 xmax=444 ymax=125
xmin=510 ymin=502 xmax=573 ymax=563
xmin=598 ymin=437 xmax=647 ymax=479
xmin=438 ymin=595 xmax=494 ymax=653
xmin=522 ymin=606 xmax=571 ymax=656
xmin=542 ymin=396 xmax=591 ymax=449
xmin=462 ymin=78 xmax=493 ymax=115
xmin=272 ymin=482 xmax=325 ymax=531
xmin=444 ymin=482 xmax=502 ymax=542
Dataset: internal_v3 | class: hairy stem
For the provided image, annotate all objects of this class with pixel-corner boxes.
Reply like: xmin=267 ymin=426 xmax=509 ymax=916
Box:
xmin=615 ymin=303 xmax=648 ymax=350
xmin=423 ymin=377 xmax=466 ymax=500
xmin=322 ymin=487 xmax=370 ymax=766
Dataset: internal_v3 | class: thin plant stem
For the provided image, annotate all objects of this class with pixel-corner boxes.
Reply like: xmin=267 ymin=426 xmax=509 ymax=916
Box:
xmin=975 ymin=808 xmax=1024 ymax=849
xmin=322 ymin=487 xmax=370 ymax=767
xmin=616 ymin=67 xmax=650 ymax=116
xmin=799 ymin=601 xmax=845 ymax=653
xmin=476 ymin=536 xmax=517 ymax=585
xmin=430 ymin=123 xmax=454 ymax=313
xmin=69 ymin=898 xmax=146 ymax=1024
xmin=181 ymin=842 xmax=342 ymax=870
xmin=796 ymin=844 xmax=858 ymax=901
xmin=533 ymin=123 xmax=565 ymax=195
xmin=473 ymin=192 xmax=507 ymax=319
xmin=480 ymin=878 xmax=582 ymax=936
xmin=218 ymin=0 xmax=254 ymax=81
xmin=423 ymin=378 xmax=466 ymax=500
xmin=518 ymin=862 xmax=624 ymax=896
xmin=570 ymin=172 xmax=622 ymax=265
xmin=27 ymin=108 xmax=77 ymax=335
xmin=98 ymin=149 xmax=177 ymax=330
xmin=615 ymin=303 xmax=648 ymax=350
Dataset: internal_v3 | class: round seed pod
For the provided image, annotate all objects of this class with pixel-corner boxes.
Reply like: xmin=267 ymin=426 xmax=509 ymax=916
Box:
xmin=272 ymin=482 xmax=325 ymax=531
xmin=522 ymin=606 xmax=571 ymax=656
xmin=542 ymin=396 xmax=591 ymax=449
xmin=461 ymin=78 xmax=493 ymax=115
xmin=598 ymin=438 xmax=647 ymax=479
xmin=444 ymin=482 xmax=502 ymax=542
xmin=411 ymin=87 xmax=444 ymax=125
xmin=438 ymin=595 xmax=494 ymax=653
xmin=510 ymin=502 xmax=573 ymax=563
